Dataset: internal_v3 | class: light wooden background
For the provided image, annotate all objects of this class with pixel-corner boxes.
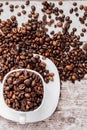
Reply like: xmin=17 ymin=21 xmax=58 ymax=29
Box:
xmin=0 ymin=1 xmax=87 ymax=130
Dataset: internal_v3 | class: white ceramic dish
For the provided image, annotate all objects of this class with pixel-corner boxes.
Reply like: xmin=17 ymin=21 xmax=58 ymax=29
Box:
xmin=0 ymin=55 xmax=60 ymax=124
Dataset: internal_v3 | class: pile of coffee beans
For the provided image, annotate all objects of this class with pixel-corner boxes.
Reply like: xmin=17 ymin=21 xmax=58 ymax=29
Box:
xmin=0 ymin=1 xmax=87 ymax=83
xmin=3 ymin=70 xmax=44 ymax=111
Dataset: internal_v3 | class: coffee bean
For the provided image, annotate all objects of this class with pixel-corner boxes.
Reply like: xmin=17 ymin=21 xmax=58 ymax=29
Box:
xmin=75 ymin=13 xmax=79 ymax=17
xmin=19 ymin=84 xmax=25 ymax=90
xmin=73 ymin=2 xmax=77 ymax=6
xmin=21 ymin=5 xmax=25 ymax=9
xmin=80 ymin=33 xmax=84 ymax=37
xmin=83 ymin=43 xmax=87 ymax=52
xmin=31 ymin=5 xmax=36 ymax=11
xmin=79 ymin=5 xmax=83 ymax=10
xmin=84 ymin=6 xmax=87 ymax=11
xmin=25 ymin=0 xmax=30 ymax=6
xmin=57 ymin=22 xmax=63 ymax=27
xmin=58 ymin=1 xmax=63 ymax=6
xmin=25 ymin=93 xmax=30 ymax=98
xmin=10 ymin=16 xmax=16 ymax=21
xmin=0 ymin=3 xmax=3 ymax=7
xmin=9 ymin=4 xmax=14 ymax=8
xmin=74 ymin=7 xmax=78 ymax=12
xmin=69 ymin=8 xmax=73 ymax=14
xmin=15 ymin=5 xmax=19 ymax=9
xmin=72 ymin=74 xmax=77 ymax=80
xmin=22 ymin=10 xmax=26 ymax=15
xmin=66 ymin=65 xmax=73 ymax=71
xmin=24 ymin=79 xmax=31 ymax=86
xmin=46 ymin=9 xmax=52 ymax=14
xmin=10 ymin=8 xmax=14 ymax=12
xmin=82 ymin=28 xmax=86 ymax=33
xmin=5 ymin=2 xmax=9 ymax=5
xmin=33 ymin=13 xmax=39 ymax=18
xmin=17 ymin=12 xmax=21 ymax=16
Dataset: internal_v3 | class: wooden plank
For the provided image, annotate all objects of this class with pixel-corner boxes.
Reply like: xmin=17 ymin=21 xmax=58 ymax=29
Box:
xmin=0 ymin=0 xmax=87 ymax=129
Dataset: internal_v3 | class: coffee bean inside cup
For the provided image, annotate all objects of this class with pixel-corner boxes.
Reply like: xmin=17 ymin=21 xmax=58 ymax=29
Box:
xmin=3 ymin=70 xmax=44 ymax=112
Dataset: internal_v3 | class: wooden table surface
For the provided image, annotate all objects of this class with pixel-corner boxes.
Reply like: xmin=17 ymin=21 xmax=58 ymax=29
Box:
xmin=0 ymin=75 xmax=87 ymax=130
xmin=0 ymin=1 xmax=87 ymax=130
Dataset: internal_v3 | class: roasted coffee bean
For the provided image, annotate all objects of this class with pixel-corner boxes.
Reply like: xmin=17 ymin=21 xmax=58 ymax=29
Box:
xmin=74 ymin=7 xmax=78 ymax=12
xmin=22 ymin=10 xmax=26 ymax=15
xmin=17 ymin=12 xmax=21 ymax=16
xmin=84 ymin=6 xmax=87 ymax=11
xmin=83 ymin=43 xmax=87 ymax=52
xmin=69 ymin=8 xmax=73 ymax=14
xmin=25 ymin=0 xmax=30 ymax=6
xmin=75 ymin=13 xmax=79 ymax=17
xmin=0 ymin=3 xmax=3 ymax=7
xmin=10 ymin=8 xmax=14 ymax=12
xmin=58 ymin=1 xmax=63 ymax=6
xmin=31 ymin=5 xmax=36 ymax=11
xmin=73 ymin=2 xmax=77 ymax=6
xmin=21 ymin=5 xmax=25 ymax=9
xmin=3 ymin=70 xmax=44 ymax=112
xmin=9 ymin=4 xmax=14 ymax=8
xmin=82 ymin=28 xmax=86 ymax=33
xmin=66 ymin=65 xmax=73 ymax=71
xmin=79 ymin=17 xmax=84 ymax=24
xmin=15 ymin=5 xmax=19 ymax=9
xmin=5 ymin=2 xmax=9 ymax=5
xmin=24 ymin=79 xmax=31 ymax=86
xmin=57 ymin=21 xmax=63 ymax=27
xmin=80 ymin=33 xmax=84 ymax=37
xmin=79 ymin=5 xmax=83 ymax=10
xmin=10 ymin=16 xmax=16 ymax=21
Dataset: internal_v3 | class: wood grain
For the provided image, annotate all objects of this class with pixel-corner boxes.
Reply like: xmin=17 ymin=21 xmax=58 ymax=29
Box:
xmin=0 ymin=0 xmax=87 ymax=129
xmin=0 ymin=75 xmax=87 ymax=130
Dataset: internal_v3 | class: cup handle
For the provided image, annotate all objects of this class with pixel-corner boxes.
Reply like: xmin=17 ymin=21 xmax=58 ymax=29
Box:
xmin=19 ymin=114 xmax=26 ymax=124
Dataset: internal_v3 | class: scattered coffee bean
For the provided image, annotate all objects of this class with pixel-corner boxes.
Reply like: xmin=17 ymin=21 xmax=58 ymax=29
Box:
xmin=74 ymin=7 xmax=78 ymax=12
xmin=83 ymin=6 xmax=87 ymax=11
xmin=3 ymin=70 xmax=44 ymax=111
xmin=73 ymin=2 xmax=77 ymax=6
xmin=15 ymin=5 xmax=19 ymax=9
xmin=5 ymin=2 xmax=9 ymax=5
xmin=58 ymin=1 xmax=63 ymax=6
xmin=9 ymin=4 xmax=14 ymax=9
xmin=21 ymin=5 xmax=25 ymax=9
xmin=80 ymin=33 xmax=84 ymax=37
xmin=10 ymin=16 xmax=16 ymax=21
xmin=57 ymin=21 xmax=63 ymax=27
xmin=10 ymin=8 xmax=14 ymax=12
xmin=46 ymin=9 xmax=52 ymax=15
xmin=0 ymin=3 xmax=3 ymax=7
xmin=79 ymin=5 xmax=83 ymax=10
xmin=82 ymin=28 xmax=86 ymax=33
xmin=25 ymin=0 xmax=30 ymax=6
xmin=75 ymin=13 xmax=79 ymax=17
xmin=83 ymin=43 xmax=87 ymax=52
xmin=22 ymin=10 xmax=26 ymax=15
xmin=31 ymin=5 xmax=36 ymax=12
xmin=17 ymin=12 xmax=21 ymax=16
xmin=69 ymin=8 xmax=73 ymax=14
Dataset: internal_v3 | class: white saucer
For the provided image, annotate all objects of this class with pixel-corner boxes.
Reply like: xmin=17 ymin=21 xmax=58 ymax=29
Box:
xmin=0 ymin=55 xmax=60 ymax=124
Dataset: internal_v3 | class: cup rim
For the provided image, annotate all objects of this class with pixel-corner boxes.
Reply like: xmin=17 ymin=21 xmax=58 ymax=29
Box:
xmin=2 ymin=68 xmax=46 ymax=114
